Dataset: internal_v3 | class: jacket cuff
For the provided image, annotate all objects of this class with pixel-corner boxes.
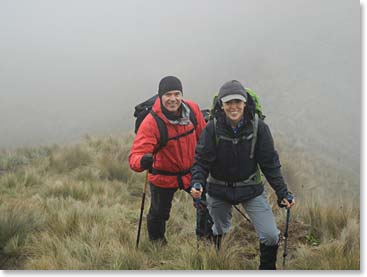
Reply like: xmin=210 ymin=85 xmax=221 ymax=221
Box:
xmin=276 ymin=187 xmax=288 ymax=202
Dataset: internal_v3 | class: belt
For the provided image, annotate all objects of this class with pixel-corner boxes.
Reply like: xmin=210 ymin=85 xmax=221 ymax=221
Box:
xmin=207 ymin=172 xmax=258 ymax=187
xmin=150 ymin=167 xmax=191 ymax=190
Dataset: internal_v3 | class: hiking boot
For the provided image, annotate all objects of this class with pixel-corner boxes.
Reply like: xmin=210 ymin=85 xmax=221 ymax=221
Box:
xmin=259 ymin=243 xmax=278 ymax=270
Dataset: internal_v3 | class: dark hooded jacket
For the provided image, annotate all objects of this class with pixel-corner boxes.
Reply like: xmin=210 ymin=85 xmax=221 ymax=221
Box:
xmin=190 ymin=91 xmax=288 ymax=205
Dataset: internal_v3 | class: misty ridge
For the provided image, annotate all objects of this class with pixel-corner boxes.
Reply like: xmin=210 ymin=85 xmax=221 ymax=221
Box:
xmin=0 ymin=0 xmax=361 ymax=270
xmin=0 ymin=0 xmax=360 ymax=181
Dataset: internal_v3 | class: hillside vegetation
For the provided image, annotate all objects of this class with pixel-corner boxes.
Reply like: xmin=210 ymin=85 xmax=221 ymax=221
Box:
xmin=0 ymin=132 xmax=359 ymax=270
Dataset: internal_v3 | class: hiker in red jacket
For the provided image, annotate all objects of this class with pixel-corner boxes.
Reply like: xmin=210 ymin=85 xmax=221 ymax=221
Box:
xmin=129 ymin=76 xmax=206 ymax=244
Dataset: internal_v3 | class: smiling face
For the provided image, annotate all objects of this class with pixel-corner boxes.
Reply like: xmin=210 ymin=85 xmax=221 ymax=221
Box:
xmin=222 ymin=99 xmax=245 ymax=126
xmin=161 ymin=90 xmax=183 ymax=113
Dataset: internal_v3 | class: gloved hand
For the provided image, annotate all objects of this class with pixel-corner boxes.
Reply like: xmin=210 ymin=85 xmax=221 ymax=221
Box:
xmin=140 ymin=154 xmax=153 ymax=170
xmin=278 ymin=191 xmax=295 ymax=208
xmin=190 ymin=183 xmax=203 ymax=199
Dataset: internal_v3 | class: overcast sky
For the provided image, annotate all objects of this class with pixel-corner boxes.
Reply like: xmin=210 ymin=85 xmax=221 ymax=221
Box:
xmin=0 ymin=0 xmax=360 ymax=175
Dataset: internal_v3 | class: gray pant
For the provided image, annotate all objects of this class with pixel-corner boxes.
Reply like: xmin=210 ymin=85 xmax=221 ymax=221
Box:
xmin=206 ymin=190 xmax=280 ymax=246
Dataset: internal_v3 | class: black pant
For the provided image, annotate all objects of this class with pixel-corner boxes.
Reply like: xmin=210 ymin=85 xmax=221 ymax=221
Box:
xmin=147 ymin=183 xmax=177 ymax=241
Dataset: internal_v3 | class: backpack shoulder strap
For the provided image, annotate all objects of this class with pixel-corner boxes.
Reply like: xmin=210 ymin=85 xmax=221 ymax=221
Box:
xmin=250 ymin=113 xmax=259 ymax=159
xmin=212 ymin=117 xmax=220 ymax=145
xmin=150 ymin=111 xmax=168 ymax=154
xmin=151 ymin=102 xmax=199 ymax=154
xmin=184 ymin=101 xmax=198 ymax=129
xmin=190 ymin=110 xmax=198 ymax=129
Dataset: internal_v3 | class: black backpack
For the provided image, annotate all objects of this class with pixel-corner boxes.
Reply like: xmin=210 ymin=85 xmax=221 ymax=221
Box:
xmin=134 ymin=94 xmax=203 ymax=153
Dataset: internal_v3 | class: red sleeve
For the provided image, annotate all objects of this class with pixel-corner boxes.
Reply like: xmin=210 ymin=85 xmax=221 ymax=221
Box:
xmin=128 ymin=115 xmax=159 ymax=172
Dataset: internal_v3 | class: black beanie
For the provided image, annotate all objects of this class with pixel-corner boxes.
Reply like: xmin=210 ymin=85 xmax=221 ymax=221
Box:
xmin=158 ymin=76 xmax=183 ymax=97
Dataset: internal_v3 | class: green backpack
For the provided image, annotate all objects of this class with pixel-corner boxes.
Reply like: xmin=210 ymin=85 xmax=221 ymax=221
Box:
xmin=245 ymin=87 xmax=265 ymax=120
xmin=210 ymin=88 xmax=265 ymax=121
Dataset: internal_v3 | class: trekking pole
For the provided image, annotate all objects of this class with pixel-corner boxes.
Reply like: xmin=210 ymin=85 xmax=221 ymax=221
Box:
xmin=282 ymin=207 xmax=291 ymax=269
xmin=136 ymin=171 xmax=149 ymax=249
xmin=193 ymin=183 xmax=203 ymax=243
xmin=233 ymin=205 xmax=251 ymax=223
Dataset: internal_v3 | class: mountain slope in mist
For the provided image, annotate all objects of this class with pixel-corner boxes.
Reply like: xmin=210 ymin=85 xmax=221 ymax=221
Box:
xmin=0 ymin=132 xmax=359 ymax=270
xmin=0 ymin=0 xmax=360 ymax=179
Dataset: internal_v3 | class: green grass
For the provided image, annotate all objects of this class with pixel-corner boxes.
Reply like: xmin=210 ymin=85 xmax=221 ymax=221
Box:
xmin=0 ymin=132 xmax=359 ymax=270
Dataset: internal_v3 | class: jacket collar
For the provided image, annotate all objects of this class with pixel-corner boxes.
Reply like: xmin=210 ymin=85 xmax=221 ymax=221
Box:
xmin=152 ymin=97 xmax=191 ymax=126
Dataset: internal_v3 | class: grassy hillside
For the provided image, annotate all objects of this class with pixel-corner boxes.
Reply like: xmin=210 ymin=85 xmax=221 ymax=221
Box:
xmin=0 ymin=132 xmax=359 ymax=270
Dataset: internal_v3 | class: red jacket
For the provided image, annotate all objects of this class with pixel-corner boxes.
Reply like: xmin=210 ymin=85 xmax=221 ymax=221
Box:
xmin=129 ymin=97 xmax=206 ymax=190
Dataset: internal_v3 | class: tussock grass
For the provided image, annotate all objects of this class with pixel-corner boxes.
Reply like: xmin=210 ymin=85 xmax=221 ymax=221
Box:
xmin=48 ymin=146 xmax=92 ymax=174
xmin=0 ymin=199 xmax=45 ymax=259
xmin=42 ymin=179 xmax=92 ymax=202
xmin=290 ymin=218 xmax=359 ymax=270
xmin=0 ymin=167 xmax=42 ymax=186
xmin=0 ymin=132 xmax=359 ymax=270
xmin=0 ymin=147 xmax=51 ymax=172
xmin=98 ymin=153 xmax=132 ymax=182
xmin=21 ymin=194 xmax=144 ymax=269
xmin=300 ymin=193 xmax=357 ymax=242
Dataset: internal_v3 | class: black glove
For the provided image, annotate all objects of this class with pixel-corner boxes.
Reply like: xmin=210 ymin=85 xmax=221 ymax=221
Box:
xmin=140 ymin=154 xmax=153 ymax=170
xmin=277 ymin=191 xmax=294 ymax=208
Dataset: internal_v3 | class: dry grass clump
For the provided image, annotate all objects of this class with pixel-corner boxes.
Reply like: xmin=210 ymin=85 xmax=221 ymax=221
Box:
xmin=300 ymin=193 xmax=358 ymax=242
xmin=0 ymin=132 xmax=359 ymax=270
xmin=0 ymin=199 xmax=46 ymax=259
xmin=290 ymin=218 xmax=359 ymax=270
xmin=22 ymin=196 xmax=145 ymax=270
xmin=41 ymin=179 xmax=92 ymax=202
xmin=48 ymin=146 xmax=92 ymax=174
xmin=0 ymin=147 xmax=51 ymax=172
xmin=0 ymin=169 xmax=43 ymax=196
xmin=98 ymin=153 xmax=132 ymax=182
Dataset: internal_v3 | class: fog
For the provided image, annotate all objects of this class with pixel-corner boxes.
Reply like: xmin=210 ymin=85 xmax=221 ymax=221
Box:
xmin=0 ymin=0 xmax=360 ymax=176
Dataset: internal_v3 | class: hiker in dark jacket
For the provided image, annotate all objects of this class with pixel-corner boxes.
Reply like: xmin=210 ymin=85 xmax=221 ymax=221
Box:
xmin=129 ymin=76 xmax=206 ymax=244
xmin=190 ymin=80 xmax=295 ymax=270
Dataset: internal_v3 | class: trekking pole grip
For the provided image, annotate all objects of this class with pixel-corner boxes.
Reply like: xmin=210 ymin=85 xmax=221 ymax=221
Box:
xmin=193 ymin=183 xmax=202 ymax=200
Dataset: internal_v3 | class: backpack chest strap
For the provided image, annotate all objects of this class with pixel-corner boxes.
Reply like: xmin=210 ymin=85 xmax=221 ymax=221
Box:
xmin=213 ymin=117 xmax=257 ymax=152
xmin=217 ymin=133 xmax=253 ymax=144
xmin=168 ymin=127 xmax=196 ymax=141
